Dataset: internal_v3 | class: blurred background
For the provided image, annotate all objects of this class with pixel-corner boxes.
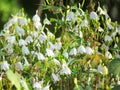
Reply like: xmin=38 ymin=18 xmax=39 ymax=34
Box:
xmin=0 ymin=0 xmax=120 ymax=30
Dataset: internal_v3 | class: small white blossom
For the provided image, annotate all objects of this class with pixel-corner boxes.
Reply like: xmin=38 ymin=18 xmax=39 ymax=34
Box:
xmin=63 ymin=51 xmax=69 ymax=59
xmin=42 ymin=85 xmax=50 ymax=90
xmin=6 ymin=36 xmax=16 ymax=44
xmin=97 ymin=6 xmax=109 ymax=18
xmin=48 ymin=41 xmax=55 ymax=50
xmin=37 ymin=52 xmax=45 ymax=60
xmin=44 ymin=17 xmax=51 ymax=25
xmin=52 ymin=73 xmax=59 ymax=82
xmin=18 ymin=18 xmax=27 ymax=26
xmin=38 ymin=33 xmax=47 ymax=43
xmin=86 ymin=47 xmax=94 ymax=55
xmin=4 ymin=16 xmax=18 ymax=30
xmin=105 ymin=51 xmax=112 ymax=59
xmin=33 ymin=81 xmax=42 ymax=90
xmin=98 ymin=27 xmax=103 ymax=32
xmin=32 ymin=31 xmax=38 ymax=38
xmin=19 ymin=39 xmax=27 ymax=46
xmin=46 ymin=48 xmax=54 ymax=57
xmin=106 ymin=22 xmax=113 ymax=30
xmin=15 ymin=26 xmax=25 ymax=36
xmin=16 ymin=62 xmax=23 ymax=71
xmin=90 ymin=11 xmax=98 ymax=20
xmin=69 ymin=47 xmax=77 ymax=56
xmin=1 ymin=61 xmax=9 ymax=71
xmin=32 ymin=14 xmax=40 ymax=22
xmin=6 ymin=44 xmax=13 ymax=54
xmin=34 ymin=22 xmax=42 ymax=30
xmin=111 ymin=31 xmax=117 ymax=37
xmin=55 ymin=42 xmax=62 ymax=50
xmin=66 ymin=11 xmax=76 ymax=22
xmin=80 ymin=19 xmax=88 ymax=27
xmin=104 ymin=35 xmax=112 ymax=42
xmin=53 ymin=58 xmax=60 ymax=66
xmin=60 ymin=61 xmax=71 ymax=75
xmin=97 ymin=64 xmax=103 ymax=74
xmin=22 ymin=46 xmax=30 ymax=55
xmin=78 ymin=45 xmax=86 ymax=54
xmin=25 ymin=35 xmax=33 ymax=44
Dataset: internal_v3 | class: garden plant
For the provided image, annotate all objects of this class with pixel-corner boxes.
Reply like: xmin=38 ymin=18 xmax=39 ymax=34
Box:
xmin=0 ymin=1 xmax=120 ymax=90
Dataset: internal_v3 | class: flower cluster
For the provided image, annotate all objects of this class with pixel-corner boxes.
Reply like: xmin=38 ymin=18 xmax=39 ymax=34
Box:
xmin=0 ymin=5 xmax=120 ymax=90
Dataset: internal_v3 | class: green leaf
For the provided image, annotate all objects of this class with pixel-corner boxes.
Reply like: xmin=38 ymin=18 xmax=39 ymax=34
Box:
xmin=6 ymin=70 xmax=21 ymax=90
xmin=108 ymin=58 xmax=120 ymax=77
xmin=85 ymin=86 xmax=92 ymax=90
xmin=112 ymin=85 xmax=120 ymax=90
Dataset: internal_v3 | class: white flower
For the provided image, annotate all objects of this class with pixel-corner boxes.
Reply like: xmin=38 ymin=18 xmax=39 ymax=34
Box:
xmin=37 ymin=52 xmax=45 ymax=60
xmin=32 ymin=31 xmax=38 ymax=38
xmin=55 ymin=42 xmax=62 ymax=50
xmin=78 ymin=45 xmax=86 ymax=54
xmin=18 ymin=18 xmax=27 ymax=26
xmin=66 ymin=11 xmax=76 ymax=22
xmin=6 ymin=36 xmax=16 ymax=44
xmin=104 ymin=35 xmax=112 ymax=42
xmin=80 ymin=19 xmax=88 ymax=27
xmin=32 ymin=14 xmax=40 ymax=22
xmin=42 ymin=85 xmax=50 ymax=90
xmin=98 ymin=27 xmax=103 ymax=32
xmin=46 ymin=48 xmax=54 ymax=57
xmin=111 ymin=31 xmax=117 ymax=37
xmin=106 ymin=22 xmax=113 ymax=30
xmin=6 ymin=44 xmax=13 ymax=54
xmin=22 ymin=46 xmax=30 ymax=55
xmin=44 ymin=17 xmax=51 ymax=25
xmin=38 ymin=33 xmax=47 ymax=43
xmin=60 ymin=61 xmax=71 ymax=75
xmin=34 ymin=22 xmax=42 ymax=30
xmin=97 ymin=64 xmax=103 ymax=74
xmin=15 ymin=26 xmax=25 ymax=36
xmin=4 ymin=16 xmax=18 ymax=30
xmin=105 ymin=51 xmax=112 ymax=59
xmin=16 ymin=62 xmax=23 ymax=71
xmin=52 ymin=73 xmax=59 ymax=82
xmin=19 ymin=39 xmax=27 ymax=46
xmin=97 ymin=6 xmax=109 ymax=18
xmin=90 ymin=11 xmax=98 ymax=20
xmin=63 ymin=51 xmax=69 ymax=59
xmin=69 ymin=47 xmax=77 ymax=56
xmin=1 ymin=61 xmax=9 ymax=71
xmin=25 ymin=35 xmax=33 ymax=44
xmin=33 ymin=81 xmax=42 ymax=90
xmin=48 ymin=41 xmax=55 ymax=50
xmin=85 ymin=47 xmax=94 ymax=55
xmin=53 ymin=58 xmax=60 ymax=66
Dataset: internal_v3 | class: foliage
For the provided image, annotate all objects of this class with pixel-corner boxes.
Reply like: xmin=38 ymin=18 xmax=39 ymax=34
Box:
xmin=0 ymin=2 xmax=120 ymax=90
xmin=0 ymin=0 xmax=20 ymax=29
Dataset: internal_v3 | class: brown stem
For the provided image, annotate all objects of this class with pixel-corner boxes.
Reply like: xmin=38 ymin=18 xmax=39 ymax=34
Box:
xmin=37 ymin=0 xmax=44 ymax=17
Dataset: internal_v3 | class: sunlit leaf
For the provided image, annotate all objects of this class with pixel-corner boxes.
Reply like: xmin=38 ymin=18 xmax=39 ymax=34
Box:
xmin=6 ymin=70 xmax=21 ymax=90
